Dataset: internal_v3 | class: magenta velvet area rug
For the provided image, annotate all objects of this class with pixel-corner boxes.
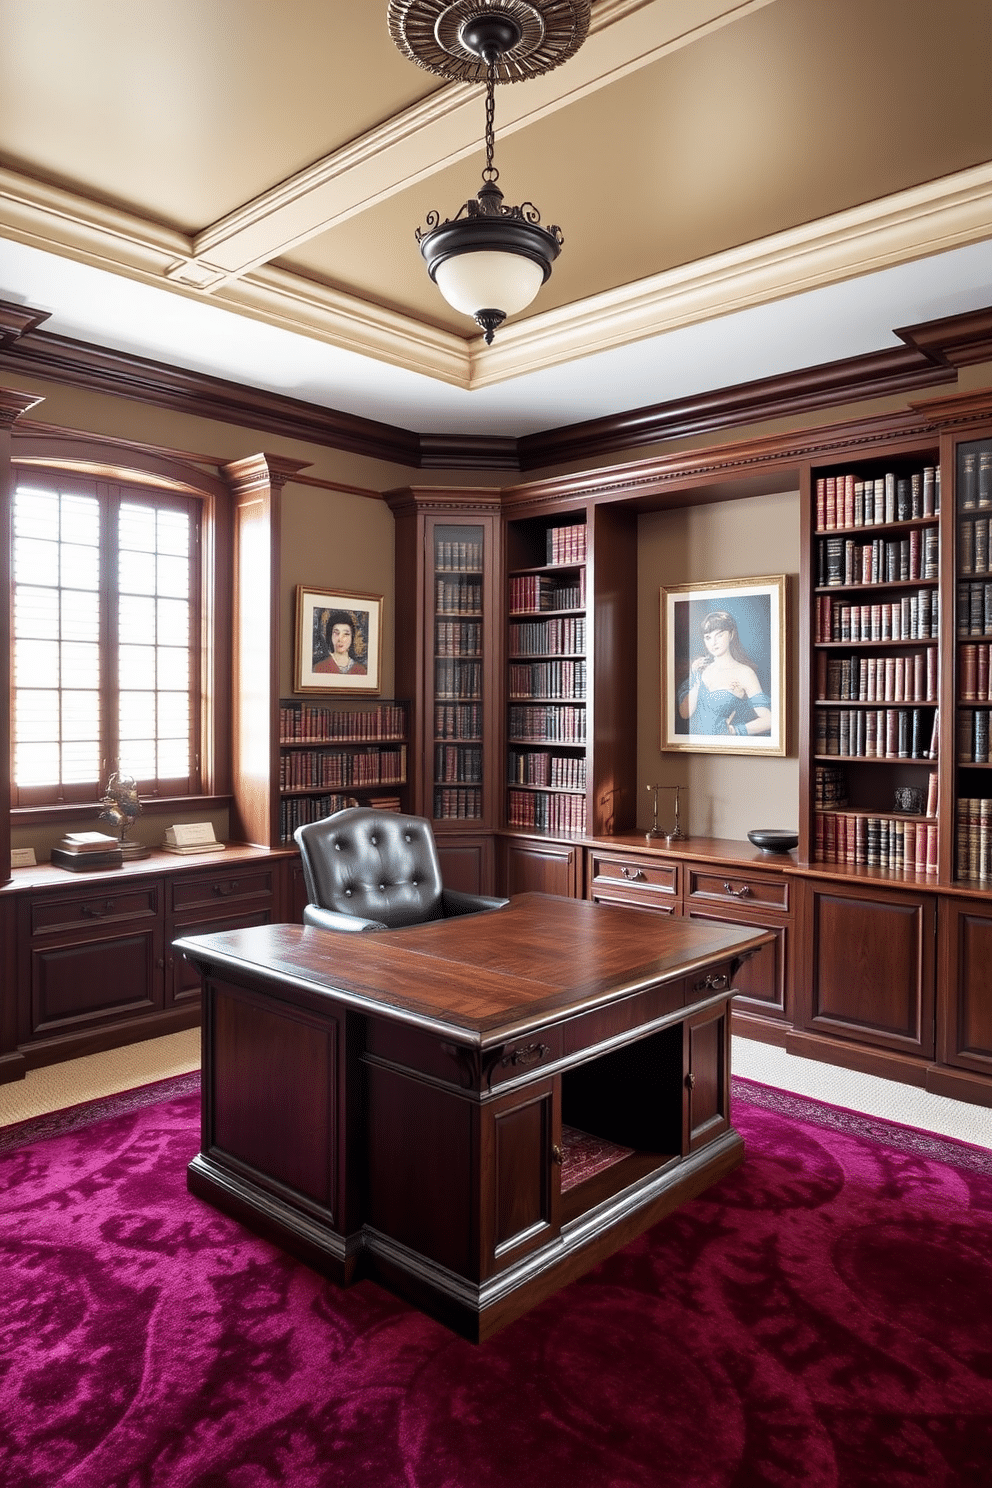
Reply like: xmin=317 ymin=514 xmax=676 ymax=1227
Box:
xmin=2 ymin=1077 xmax=991 ymax=1488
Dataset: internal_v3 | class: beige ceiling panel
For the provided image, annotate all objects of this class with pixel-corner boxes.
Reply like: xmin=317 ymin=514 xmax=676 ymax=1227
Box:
xmin=188 ymin=0 xmax=777 ymax=275
xmin=277 ymin=0 xmax=992 ymax=330
xmin=0 ymin=0 xmax=440 ymax=232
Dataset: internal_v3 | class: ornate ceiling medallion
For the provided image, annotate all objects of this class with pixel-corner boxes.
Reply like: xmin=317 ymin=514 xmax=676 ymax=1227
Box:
xmin=387 ymin=1 xmax=590 ymax=342
xmin=387 ymin=0 xmax=590 ymax=83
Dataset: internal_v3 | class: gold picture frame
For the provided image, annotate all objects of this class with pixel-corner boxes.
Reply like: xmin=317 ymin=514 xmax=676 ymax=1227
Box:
xmin=294 ymin=587 xmax=382 ymax=694
xmin=661 ymin=575 xmax=786 ymax=755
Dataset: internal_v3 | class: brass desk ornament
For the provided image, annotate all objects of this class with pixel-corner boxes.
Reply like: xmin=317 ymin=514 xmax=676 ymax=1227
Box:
xmin=646 ymin=784 xmax=685 ymax=844
xmin=99 ymin=769 xmax=150 ymax=860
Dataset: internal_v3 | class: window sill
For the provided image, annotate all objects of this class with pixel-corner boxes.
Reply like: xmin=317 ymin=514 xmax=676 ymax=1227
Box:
xmin=12 ymin=795 xmax=232 ymax=827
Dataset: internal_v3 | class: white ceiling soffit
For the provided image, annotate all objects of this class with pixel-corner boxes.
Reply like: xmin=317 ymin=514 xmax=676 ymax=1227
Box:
xmin=4 ymin=234 xmax=992 ymax=439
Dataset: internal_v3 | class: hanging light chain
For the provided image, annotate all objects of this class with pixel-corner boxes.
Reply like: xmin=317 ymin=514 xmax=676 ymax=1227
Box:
xmin=482 ymin=62 xmax=498 ymax=182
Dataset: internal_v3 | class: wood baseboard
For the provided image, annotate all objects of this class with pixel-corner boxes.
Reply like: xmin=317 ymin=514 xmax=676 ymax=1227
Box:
xmin=784 ymin=1029 xmax=929 ymax=1087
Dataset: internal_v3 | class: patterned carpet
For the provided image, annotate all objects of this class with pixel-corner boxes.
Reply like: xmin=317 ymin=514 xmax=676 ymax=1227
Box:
xmin=2 ymin=1075 xmax=991 ymax=1486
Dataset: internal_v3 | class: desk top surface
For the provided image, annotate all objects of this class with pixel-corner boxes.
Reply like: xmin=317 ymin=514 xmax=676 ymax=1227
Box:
xmin=176 ymin=893 xmax=771 ymax=1043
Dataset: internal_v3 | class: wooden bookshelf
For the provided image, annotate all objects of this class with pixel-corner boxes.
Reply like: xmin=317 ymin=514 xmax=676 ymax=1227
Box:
xmin=277 ymin=699 xmax=408 ymax=844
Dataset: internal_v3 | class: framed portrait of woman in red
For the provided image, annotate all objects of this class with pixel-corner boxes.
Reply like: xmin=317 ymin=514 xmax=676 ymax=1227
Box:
xmin=295 ymin=587 xmax=382 ymax=694
xmin=661 ymin=575 xmax=786 ymax=755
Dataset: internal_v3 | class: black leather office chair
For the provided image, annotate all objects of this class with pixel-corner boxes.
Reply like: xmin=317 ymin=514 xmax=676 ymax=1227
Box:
xmin=294 ymin=806 xmax=509 ymax=933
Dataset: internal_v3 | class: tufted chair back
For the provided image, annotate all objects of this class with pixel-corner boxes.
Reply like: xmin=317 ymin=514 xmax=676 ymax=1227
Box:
xmin=296 ymin=807 xmax=447 ymax=929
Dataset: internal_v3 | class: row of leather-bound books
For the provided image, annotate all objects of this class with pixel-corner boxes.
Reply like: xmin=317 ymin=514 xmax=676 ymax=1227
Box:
xmin=815 ymin=811 xmax=938 ymax=873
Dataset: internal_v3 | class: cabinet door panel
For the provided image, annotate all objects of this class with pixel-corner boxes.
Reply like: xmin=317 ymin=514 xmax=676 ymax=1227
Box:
xmin=169 ymin=908 xmax=272 ymax=1005
xmin=685 ymin=1003 xmax=730 ymax=1154
xmin=484 ymin=1077 xmax=559 ymax=1274
xmin=499 ymin=838 xmax=577 ymax=897
xmin=687 ymin=908 xmax=788 ymax=1019
xmin=30 ymin=930 xmax=162 ymax=1036
xmin=938 ymin=899 xmax=992 ymax=1075
xmin=798 ymin=881 xmax=935 ymax=1057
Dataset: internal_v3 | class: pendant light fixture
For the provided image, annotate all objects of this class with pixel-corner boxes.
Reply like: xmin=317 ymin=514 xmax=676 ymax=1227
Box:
xmin=387 ymin=1 xmax=591 ymax=343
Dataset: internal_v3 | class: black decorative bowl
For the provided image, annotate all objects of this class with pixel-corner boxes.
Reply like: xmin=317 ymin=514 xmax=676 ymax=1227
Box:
xmin=747 ymin=828 xmax=798 ymax=853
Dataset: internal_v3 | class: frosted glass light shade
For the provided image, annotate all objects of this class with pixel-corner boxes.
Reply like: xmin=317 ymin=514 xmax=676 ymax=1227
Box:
xmin=434 ymin=250 xmax=547 ymax=319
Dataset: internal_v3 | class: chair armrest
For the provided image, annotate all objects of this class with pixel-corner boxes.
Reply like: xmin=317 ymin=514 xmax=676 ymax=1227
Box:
xmin=441 ymin=889 xmax=510 ymax=918
xmin=303 ymin=905 xmax=388 ymax=934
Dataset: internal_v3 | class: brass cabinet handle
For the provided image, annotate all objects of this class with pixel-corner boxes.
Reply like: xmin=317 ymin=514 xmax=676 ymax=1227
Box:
xmin=551 ymin=1145 xmax=564 ymax=1165
xmin=685 ymin=1071 xmax=696 ymax=1091
xmin=723 ymin=881 xmax=751 ymax=898
xmin=81 ymin=900 xmax=114 ymax=917
xmin=620 ymin=866 xmax=645 ymax=881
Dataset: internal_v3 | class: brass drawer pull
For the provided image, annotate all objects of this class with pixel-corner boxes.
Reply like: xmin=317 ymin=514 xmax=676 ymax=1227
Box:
xmin=693 ymin=972 xmax=730 ymax=993
xmin=723 ymin=881 xmax=751 ymax=898
xmin=500 ymin=1042 xmax=550 ymax=1070
xmin=81 ymin=900 xmax=115 ymax=918
xmin=620 ymin=866 xmax=645 ymax=881
xmin=212 ymin=881 xmax=239 ymax=896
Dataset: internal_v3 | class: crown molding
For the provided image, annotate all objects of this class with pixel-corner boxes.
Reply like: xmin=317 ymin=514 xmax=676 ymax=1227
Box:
xmin=517 ymin=344 xmax=956 ymax=469
xmin=4 ymin=300 xmax=991 ymax=474
xmin=0 ymin=321 xmax=420 ymax=466
xmin=502 ymin=406 xmax=943 ymax=513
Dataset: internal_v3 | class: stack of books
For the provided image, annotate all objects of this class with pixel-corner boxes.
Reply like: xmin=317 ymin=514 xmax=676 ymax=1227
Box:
xmin=163 ymin=823 xmax=225 ymax=855
xmin=50 ymin=832 xmax=123 ymax=872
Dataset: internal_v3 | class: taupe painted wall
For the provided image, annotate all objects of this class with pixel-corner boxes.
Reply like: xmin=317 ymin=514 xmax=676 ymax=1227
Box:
xmin=636 ymin=489 xmax=801 ymax=840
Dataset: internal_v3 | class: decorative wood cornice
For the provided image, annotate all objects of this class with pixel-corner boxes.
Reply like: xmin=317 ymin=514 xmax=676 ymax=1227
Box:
xmin=898 ymin=307 xmax=992 ymax=369
xmin=517 ymin=345 xmax=956 ymax=470
xmin=502 ymin=407 xmax=942 ymax=512
xmin=0 ymin=319 xmax=420 ymax=466
xmin=384 ymin=485 xmax=503 ymax=517
xmin=418 ymin=435 xmax=520 ymax=470
xmin=0 ymin=387 xmax=44 ymax=429
xmin=222 ymin=454 xmax=312 ymax=499
xmin=4 ymin=301 xmax=992 ymax=476
xmin=0 ymin=302 xmax=50 ymax=347
xmin=907 ymin=386 xmax=992 ymax=430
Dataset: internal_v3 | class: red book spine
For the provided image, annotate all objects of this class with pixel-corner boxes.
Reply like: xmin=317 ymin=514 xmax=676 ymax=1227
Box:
xmin=816 ymin=478 xmax=827 ymax=530
xmin=825 ymin=477 xmax=837 ymax=530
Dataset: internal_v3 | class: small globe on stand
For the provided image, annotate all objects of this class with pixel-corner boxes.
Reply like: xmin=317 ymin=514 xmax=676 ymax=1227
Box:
xmin=99 ymin=770 xmax=150 ymax=860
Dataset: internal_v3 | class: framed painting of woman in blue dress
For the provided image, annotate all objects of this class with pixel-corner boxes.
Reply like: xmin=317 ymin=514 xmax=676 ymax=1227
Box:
xmin=661 ymin=575 xmax=786 ymax=755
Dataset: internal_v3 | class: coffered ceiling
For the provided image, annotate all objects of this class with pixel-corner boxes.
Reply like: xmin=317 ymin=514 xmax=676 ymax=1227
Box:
xmin=2 ymin=0 xmax=992 ymax=438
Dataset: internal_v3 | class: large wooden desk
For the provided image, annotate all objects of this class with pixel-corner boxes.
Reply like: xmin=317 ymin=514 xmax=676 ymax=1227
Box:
xmin=177 ymin=893 xmax=771 ymax=1340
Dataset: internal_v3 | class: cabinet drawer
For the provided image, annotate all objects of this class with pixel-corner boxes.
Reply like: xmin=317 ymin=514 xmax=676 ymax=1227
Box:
xmin=588 ymin=853 xmax=679 ymax=902
xmin=686 ymin=869 xmax=788 ymax=913
xmin=30 ymin=884 xmax=159 ymax=936
xmin=170 ymin=867 xmax=275 ymax=913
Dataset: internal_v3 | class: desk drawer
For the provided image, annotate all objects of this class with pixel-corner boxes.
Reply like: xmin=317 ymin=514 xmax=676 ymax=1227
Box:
xmin=588 ymin=852 xmax=679 ymax=902
xmin=686 ymin=869 xmax=788 ymax=913
xmin=170 ymin=867 xmax=274 ymax=913
xmin=30 ymin=884 xmax=159 ymax=936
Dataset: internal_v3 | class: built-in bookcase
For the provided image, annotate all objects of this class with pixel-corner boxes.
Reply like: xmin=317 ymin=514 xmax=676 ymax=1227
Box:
xmin=277 ymin=699 xmax=408 ymax=844
xmin=953 ymin=433 xmax=992 ymax=885
xmin=809 ymin=450 xmax=942 ymax=875
xmin=432 ymin=523 xmax=486 ymax=823
xmin=506 ymin=514 xmax=590 ymax=837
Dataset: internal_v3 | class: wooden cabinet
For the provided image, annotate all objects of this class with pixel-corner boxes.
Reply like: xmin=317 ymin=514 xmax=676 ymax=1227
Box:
xmin=1 ymin=846 xmax=287 ymax=1080
xmin=684 ymin=863 xmax=792 ymax=1031
xmin=791 ymin=876 xmax=936 ymax=1074
xmin=166 ymin=862 xmax=278 ymax=1004
xmin=498 ymin=833 xmax=580 ymax=898
xmin=18 ymin=879 xmax=164 ymax=1050
xmin=936 ymin=894 xmax=992 ymax=1084
xmin=388 ymin=489 xmax=501 ymax=857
